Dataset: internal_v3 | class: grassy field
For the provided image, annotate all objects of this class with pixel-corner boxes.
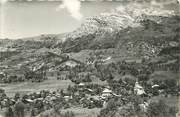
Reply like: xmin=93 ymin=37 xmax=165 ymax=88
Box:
xmin=0 ymin=105 xmax=101 ymax=117
xmin=0 ymin=78 xmax=74 ymax=97
xmin=150 ymin=96 xmax=178 ymax=107
xmin=61 ymin=107 xmax=101 ymax=117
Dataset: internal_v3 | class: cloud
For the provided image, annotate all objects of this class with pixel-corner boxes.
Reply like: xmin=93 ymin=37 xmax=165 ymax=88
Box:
xmin=178 ymin=0 xmax=180 ymax=3
xmin=56 ymin=0 xmax=83 ymax=21
xmin=0 ymin=0 xmax=8 ymax=4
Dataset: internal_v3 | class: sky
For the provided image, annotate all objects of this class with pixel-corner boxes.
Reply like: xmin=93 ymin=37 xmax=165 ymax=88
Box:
xmin=0 ymin=1 xmax=123 ymax=39
xmin=0 ymin=0 xmax=179 ymax=39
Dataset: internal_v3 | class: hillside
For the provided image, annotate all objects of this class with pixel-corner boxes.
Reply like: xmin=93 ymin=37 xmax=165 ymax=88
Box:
xmin=58 ymin=5 xmax=179 ymax=59
xmin=0 ymin=4 xmax=180 ymax=71
xmin=0 ymin=4 xmax=179 ymax=117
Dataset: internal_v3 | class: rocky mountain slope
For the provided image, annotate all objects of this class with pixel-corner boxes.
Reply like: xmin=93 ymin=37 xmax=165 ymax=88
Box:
xmin=0 ymin=4 xmax=179 ymax=69
xmin=58 ymin=5 xmax=179 ymax=58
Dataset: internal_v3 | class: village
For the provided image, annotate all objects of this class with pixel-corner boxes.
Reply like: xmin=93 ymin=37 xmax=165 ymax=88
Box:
xmin=0 ymin=51 xmax=179 ymax=117
xmin=0 ymin=0 xmax=180 ymax=116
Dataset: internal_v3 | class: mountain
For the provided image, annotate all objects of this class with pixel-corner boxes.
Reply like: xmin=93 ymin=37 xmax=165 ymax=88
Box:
xmin=54 ymin=5 xmax=179 ymax=59
xmin=0 ymin=4 xmax=180 ymax=71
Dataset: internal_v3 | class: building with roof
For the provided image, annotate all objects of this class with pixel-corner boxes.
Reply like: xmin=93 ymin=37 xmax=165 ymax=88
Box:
xmin=102 ymin=88 xmax=112 ymax=97
xmin=134 ymin=81 xmax=146 ymax=96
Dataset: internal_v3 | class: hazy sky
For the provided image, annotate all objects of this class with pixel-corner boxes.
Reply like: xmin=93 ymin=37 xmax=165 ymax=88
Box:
xmin=0 ymin=1 xmax=126 ymax=39
xmin=0 ymin=0 xmax=179 ymax=39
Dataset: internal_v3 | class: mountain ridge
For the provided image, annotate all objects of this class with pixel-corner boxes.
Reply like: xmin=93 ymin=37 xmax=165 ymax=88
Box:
xmin=0 ymin=5 xmax=179 ymax=68
xmin=57 ymin=5 xmax=179 ymax=58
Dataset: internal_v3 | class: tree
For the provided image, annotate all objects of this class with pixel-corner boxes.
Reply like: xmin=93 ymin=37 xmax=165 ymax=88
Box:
xmin=63 ymin=111 xmax=75 ymax=117
xmin=60 ymin=89 xmax=64 ymax=97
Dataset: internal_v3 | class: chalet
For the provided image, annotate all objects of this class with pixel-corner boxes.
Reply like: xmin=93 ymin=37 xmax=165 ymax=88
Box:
xmin=64 ymin=96 xmax=72 ymax=101
xmin=102 ymin=88 xmax=112 ymax=97
xmin=134 ymin=81 xmax=146 ymax=96
xmin=86 ymin=58 xmax=95 ymax=65
xmin=79 ymin=82 xmax=85 ymax=87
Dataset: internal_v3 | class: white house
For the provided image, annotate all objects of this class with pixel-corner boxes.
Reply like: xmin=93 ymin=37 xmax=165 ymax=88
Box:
xmin=79 ymin=82 xmax=85 ymax=86
xmin=102 ymin=88 xmax=112 ymax=97
xmin=134 ymin=82 xmax=146 ymax=96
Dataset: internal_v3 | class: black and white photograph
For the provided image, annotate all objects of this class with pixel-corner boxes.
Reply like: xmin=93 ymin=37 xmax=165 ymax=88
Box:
xmin=0 ymin=0 xmax=180 ymax=117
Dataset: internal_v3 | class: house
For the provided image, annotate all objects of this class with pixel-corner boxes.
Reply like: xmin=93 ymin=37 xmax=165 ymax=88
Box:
xmin=134 ymin=82 xmax=146 ymax=96
xmin=102 ymin=88 xmax=112 ymax=97
xmin=64 ymin=96 xmax=72 ymax=101
xmin=87 ymin=60 xmax=95 ymax=65
xmin=79 ymin=82 xmax=85 ymax=87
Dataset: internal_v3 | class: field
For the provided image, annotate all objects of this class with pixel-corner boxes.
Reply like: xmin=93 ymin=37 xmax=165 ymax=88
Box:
xmin=0 ymin=107 xmax=101 ymax=117
xmin=150 ymin=96 xmax=179 ymax=116
xmin=150 ymin=96 xmax=178 ymax=107
xmin=0 ymin=78 xmax=74 ymax=97
xmin=62 ymin=107 xmax=101 ymax=117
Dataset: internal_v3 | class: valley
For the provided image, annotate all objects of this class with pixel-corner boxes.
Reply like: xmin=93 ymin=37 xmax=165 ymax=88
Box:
xmin=0 ymin=4 xmax=179 ymax=117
